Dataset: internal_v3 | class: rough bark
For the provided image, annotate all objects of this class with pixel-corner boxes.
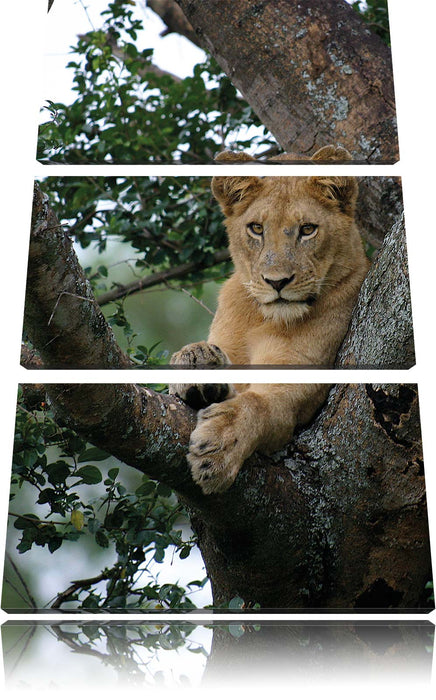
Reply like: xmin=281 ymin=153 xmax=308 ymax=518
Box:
xmin=173 ymin=0 xmax=398 ymax=162
xmin=44 ymin=383 xmax=200 ymax=500
xmin=337 ymin=214 xmax=415 ymax=368
xmin=279 ymin=383 xmax=429 ymax=611
xmin=24 ymin=184 xmax=133 ymax=369
xmin=356 ymin=177 xmax=403 ymax=251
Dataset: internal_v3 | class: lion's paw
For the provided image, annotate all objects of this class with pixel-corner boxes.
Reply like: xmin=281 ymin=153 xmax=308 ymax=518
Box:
xmin=171 ymin=383 xmax=233 ymax=410
xmin=169 ymin=341 xmax=233 ymax=409
xmin=187 ymin=403 xmax=247 ymax=494
xmin=170 ymin=341 xmax=230 ymax=368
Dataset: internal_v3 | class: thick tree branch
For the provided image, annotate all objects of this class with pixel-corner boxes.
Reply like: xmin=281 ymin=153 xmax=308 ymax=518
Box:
xmin=24 ymin=185 xmax=133 ymax=369
xmin=173 ymin=0 xmax=398 ymax=162
xmin=286 ymin=383 xmax=429 ymax=610
xmin=45 ymin=383 xmax=201 ymax=501
xmin=79 ymin=31 xmax=183 ymax=83
xmin=23 ymin=184 xmax=228 ymax=362
xmin=32 ymin=379 xmax=431 ymax=610
xmin=146 ymin=0 xmax=201 ymax=47
xmin=356 ymin=177 xmax=402 ymax=251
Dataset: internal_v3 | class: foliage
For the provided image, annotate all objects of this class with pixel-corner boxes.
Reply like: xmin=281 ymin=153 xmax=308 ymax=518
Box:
xmin=35 ymin=174 xmax=232 ymax=361
xmin=8 ymin=387 xmax=207 ymax=610
xmin=42 ymin=176 xmax=227 ymax=270
xmin=38 ymin=0 xmax=275 ymax=163
xmin=350 ymin=0 xmax=390 ymax=45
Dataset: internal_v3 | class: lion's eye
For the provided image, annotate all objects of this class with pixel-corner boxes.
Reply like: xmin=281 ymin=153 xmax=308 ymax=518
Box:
xmin=299 ymin=223 xmax=318 ymax=239
xmin=247 ymin=222 xmax=264 ymax=236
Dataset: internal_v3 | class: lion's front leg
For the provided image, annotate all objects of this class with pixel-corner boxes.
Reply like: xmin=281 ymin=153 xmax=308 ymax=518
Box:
xmin=188 ymin=384 xmax=329 ymax=494
xmin=169 ymin=340 xmax=235 ymax=409
xmin=188 ymin=392 xmax=265 ymax=494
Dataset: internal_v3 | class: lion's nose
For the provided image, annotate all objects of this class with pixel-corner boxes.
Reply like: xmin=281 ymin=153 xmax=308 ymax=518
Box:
xmin=263 ymin=275 xmax=295 ymax=292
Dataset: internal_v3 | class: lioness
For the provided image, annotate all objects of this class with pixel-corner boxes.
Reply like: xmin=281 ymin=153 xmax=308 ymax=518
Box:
xmin=171 ymin=146 xmax=370 ymax=494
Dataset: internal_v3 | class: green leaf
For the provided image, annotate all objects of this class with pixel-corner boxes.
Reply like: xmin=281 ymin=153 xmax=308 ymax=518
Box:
xmin=156 ymin=483 xmax=172 ymax=498
xmin=37 ymin=488 xmax=57 ymax=505
xmin=228 ymin=596 xmax=245 ymax=610
xmin=78 ymin=447 xmax=110 ymax=462
xmin=179 ymin=546 xmax=191 ymax=560
xmin=154 ymin=547 xmax=165 ymax=563
xmin=87 ymin=518 xmax=100 ymax=534
xmin=13 ymin=514 xmax=39 ymax=531
xmin=135 ymin=480 xmax=156 ymax=496
xmin=45 ymin=461 xmax=71 ymax=485
xmin=76 ymin=465 xmax=103 ymax=484
xmin=48 ymin=536 xmax=63 ymax=553
xmin=95 ymin=530 xmax=110 ymax=548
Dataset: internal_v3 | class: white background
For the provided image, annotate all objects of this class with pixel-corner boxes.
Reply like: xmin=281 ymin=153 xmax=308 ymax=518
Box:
xmin=0 ymin=1 xmax=435 ymax=698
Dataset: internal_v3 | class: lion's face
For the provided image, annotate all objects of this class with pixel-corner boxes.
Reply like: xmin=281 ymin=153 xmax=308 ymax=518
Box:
xmin=212 ymin=173 xmax=361 ymax=324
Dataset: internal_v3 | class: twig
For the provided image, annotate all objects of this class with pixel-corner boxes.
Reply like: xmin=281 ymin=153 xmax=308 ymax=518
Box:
xmin=50 ymin=568 xmax=117 ymax=609
xmin=77 ymin=0 xmax=96 ymax=32
xmin=171 ymin=284 xmax=214 ymax=316
xmin=5 ymin=553 xmax=38 ymax=609
xmin=48 ymin=292 xmax=98 ymax=326
xmin=8 ymin=511 xmax=67 ymax=527
xmin=96 ymin=248 xmax=230 ymax=306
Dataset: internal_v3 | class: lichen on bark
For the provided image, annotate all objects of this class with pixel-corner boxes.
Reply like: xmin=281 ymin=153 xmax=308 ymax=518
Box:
xmin=174 ymin=0 xmax=398 ymax=161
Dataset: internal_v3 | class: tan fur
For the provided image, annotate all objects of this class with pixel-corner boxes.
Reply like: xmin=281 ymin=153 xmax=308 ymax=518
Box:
xmin=170 ymin=147 xmax=370 ymax=494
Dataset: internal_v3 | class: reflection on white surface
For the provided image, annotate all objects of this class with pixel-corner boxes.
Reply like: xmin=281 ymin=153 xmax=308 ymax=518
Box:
xmin=2 ymin=621 xmax=211 ymax=692
xmin=2 ymin=621 xmax=433 ymax=694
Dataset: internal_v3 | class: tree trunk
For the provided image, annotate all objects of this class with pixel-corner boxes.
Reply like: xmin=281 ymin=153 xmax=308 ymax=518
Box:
xmin=173 ymin=0 xmax=398 ymax=162
xmin=21 ymin=183 xmax=431 ymax=611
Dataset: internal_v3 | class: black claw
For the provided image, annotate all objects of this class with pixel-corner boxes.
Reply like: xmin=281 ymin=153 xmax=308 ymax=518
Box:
xmin=185 ymin=386 xmax=208 ymax=410
xmin=203 ymin=383 xmax=229 ymax=404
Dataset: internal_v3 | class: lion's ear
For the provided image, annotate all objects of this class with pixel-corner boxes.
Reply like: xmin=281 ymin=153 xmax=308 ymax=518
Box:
xmin=212 ymin=151 xmax=262 ymax=216
xmin=309 ymin=176 xmax=358 ymax=216
xmin=214 ymin=150 xmax=256 ymax=164
xmin=311 ymin=145 xmax=353 ymax=162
